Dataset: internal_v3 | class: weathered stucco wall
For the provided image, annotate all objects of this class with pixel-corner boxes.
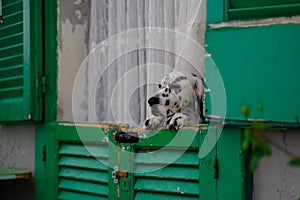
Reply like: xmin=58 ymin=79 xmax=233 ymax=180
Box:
xmin=0 ymin=123 xmax=35 ymax=173
xmin=254 ymin=130 xmax=300 ymax=200
xmin=57 ymin=0 xmax=90 ymax=121
xmin=0 ymin=123 xmax=35 ymax=200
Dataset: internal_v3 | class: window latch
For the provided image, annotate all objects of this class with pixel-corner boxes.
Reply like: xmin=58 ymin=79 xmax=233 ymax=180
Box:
xmin=112 ymin=166 xmax=128 ymax=184
xmin=112 ymin=131 xmax=139 ymax=143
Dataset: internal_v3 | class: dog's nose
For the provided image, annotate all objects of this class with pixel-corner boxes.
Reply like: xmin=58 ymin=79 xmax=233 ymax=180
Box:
xmin=148 ymin=97 xmax=160 ymax=106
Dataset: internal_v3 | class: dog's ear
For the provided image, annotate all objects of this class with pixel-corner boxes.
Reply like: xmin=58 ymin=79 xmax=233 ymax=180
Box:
xmin=193 ymin=75 xmax=204 ymax=99
xmin=193 ymin=75 xmax=205 ymax=121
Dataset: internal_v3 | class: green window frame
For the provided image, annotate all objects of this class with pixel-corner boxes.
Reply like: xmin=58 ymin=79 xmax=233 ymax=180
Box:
xmin=207 ymin=0 xmax=300 ymax=23
xmin=227 ymin=0 xmax=300 ymax=20
xmin=0 ymin=0 xmax=42 ymax=122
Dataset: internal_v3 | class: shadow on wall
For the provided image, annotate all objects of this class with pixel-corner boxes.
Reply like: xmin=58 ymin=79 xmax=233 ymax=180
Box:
xmin=0 ymin=179 xmax=34 ymax=200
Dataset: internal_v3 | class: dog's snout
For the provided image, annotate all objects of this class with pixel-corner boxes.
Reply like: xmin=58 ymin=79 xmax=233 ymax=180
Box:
xmin=148 ymin=97 xmax=160 ymax=106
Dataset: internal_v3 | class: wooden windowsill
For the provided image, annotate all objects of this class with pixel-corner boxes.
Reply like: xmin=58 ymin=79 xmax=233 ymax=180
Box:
xmin=0 ymin=168 xmax=31 ymax=180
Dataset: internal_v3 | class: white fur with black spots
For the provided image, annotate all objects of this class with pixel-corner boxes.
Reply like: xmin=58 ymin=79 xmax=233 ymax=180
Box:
xmin=144 ymin=71 xmax=204 ymax=131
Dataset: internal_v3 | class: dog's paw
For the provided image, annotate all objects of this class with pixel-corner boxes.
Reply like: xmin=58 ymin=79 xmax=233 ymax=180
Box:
xmin=165 ymin=113 xmax=188 ymax=131
xmin=143 ymin=116 xmax=166 ymax=130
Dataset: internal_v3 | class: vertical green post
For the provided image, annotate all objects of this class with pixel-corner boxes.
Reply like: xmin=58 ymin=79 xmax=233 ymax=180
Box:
xmin=199 ymin=128 xmax=217 ymax=200
xmin=119 ymin=143 xmax=132 ymax=200
xmin=35 ymin=124 xmax=48 ymax=200
xmin=35 ymin=124 xmax=59 ymax=200
xmin=108 ymin=129 xmax=132 ymax=200
xmin=44 ymin=0 xmax=58 ymax=122
xmin=108 ymin=129 xmax=118 ymax=200
xmin=47 ymin=125 xmax=59 ymax=199
xmin=30 ymin=0 xmax=43 ymax=121
xmin=216 ymin=128 xmax=252 ymax=200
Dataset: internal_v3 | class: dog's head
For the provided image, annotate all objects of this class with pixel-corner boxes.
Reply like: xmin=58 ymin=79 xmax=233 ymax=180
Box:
xmin=148 ymin=71 xmax=204 ymax=118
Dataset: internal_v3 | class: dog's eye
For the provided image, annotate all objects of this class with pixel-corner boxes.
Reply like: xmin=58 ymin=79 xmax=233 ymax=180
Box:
xmin=158 ymin=84 xmax=162 ymax=89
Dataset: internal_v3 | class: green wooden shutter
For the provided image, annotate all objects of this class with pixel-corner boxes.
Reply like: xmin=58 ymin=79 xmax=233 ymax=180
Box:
xmin=35 ymin=124 xmax=110 ymax=200
xmin=228 ymin=0 xmax=300 ymax=19
xmin=0 ymin=0 xmax=42 ymax=121
xmin=58 ymin=143 xmax=109 ymax=200
xmin=35 ymin=123 xmax=252 ymax=200
xmin=134 ymin=149 xmax=199 ymax=200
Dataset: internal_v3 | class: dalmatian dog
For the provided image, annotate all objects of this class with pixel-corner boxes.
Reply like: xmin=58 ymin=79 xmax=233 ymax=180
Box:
xmin=144 ymin=71 xmax=204 ymax=131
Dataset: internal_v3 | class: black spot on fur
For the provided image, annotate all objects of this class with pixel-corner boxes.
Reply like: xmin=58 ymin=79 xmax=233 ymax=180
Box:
xmin=165 ymin=100 xmax=170 ymax=106
xmin=163 ymin=88 xmax=171 ymax=94
xmin=168 ymin=124 xmax=176 ymax=131
xmin=158 ymin=84 xmax=162 ymax=88
xmin=166 ymin=109 xmax=171 ymax=116
xmin=173 ymin=76 xmax=186 ymax=83
xmin=174 ymin=117 xmax=182 ymax=127
xmin=178 ymin=96 xmax=182 ymax=101
xmin=173 ymin=119 xmax=178 ymax=127
xmin=162 ymin=94 xmax=169 ymax=98
xmin=145 ymin=119 xmax=150 ymax=126
xmin=199 ymin=96 xmax=204 ymax=120
xmin=166 ymin=117 xmax=172 ymax=125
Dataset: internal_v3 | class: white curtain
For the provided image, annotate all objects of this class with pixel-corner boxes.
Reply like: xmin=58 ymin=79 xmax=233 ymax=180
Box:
xmin=86 ymin=0 xmax=205 ymax=126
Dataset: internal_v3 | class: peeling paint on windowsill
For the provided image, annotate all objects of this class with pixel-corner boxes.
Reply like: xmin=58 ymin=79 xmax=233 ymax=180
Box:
xmin=57 ymin=122 xmax=207 ymax=133
xmin=209 ymin=16 xmax=300 ymax=29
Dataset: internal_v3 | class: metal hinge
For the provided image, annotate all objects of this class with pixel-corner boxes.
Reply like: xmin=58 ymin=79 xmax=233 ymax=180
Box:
xmin=41 ymin=76 xmax=46 ymax=94
xmin=112 ymin=166 xmax=128 ymax=184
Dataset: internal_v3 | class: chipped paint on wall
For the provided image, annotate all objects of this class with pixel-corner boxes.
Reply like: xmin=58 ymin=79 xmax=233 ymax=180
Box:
xmin=57 ymin=0 xmax=90 ymax=49
xmin=57 ymin=0 xmax=90 ymax=121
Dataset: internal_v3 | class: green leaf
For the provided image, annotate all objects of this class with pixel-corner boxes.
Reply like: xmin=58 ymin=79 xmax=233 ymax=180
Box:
xmin=242 ymin=129 xmax=252 ymax=151
xmin=250 ymin=139 xmax=272 ymax=171
xmin=257 ymin=103 xmax=264 ymax=111
xmin=241 ymin=105 xmax=249 ymax=118
xmin=258 ymin=140 xmax=272 ymax=156
xmin=250 ymin=155 xmax=260 ymax=171
xmin=289 ymin=158 xmax=300 ymax=167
